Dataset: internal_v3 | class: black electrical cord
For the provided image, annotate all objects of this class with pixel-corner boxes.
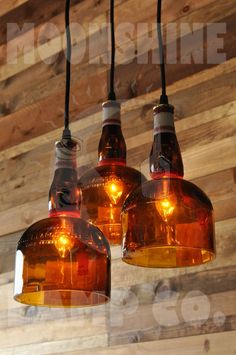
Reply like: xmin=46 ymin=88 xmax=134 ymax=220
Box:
xmin=108 ymin=0 xmax=116 ymax=101
xmin=63 ymin=0 xmax=72 ymax=139
xmin=157 ymin=0 xmax=169 ymax=105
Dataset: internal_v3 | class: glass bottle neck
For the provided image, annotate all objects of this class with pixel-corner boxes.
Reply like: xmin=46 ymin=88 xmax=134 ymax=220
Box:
xmin=98 ymin=124 xmax=126 ymax=166
xmin=48 ymin=140 xmax=80 ymax=218
xmin=98 ymin=100 xmax=126 ymax=167
xmin=149 ymin=105 xmax=184 ymax=179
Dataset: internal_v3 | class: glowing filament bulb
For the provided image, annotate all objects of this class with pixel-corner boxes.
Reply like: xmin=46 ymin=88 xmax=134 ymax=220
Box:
xmin=53 ymin=230 xmax=74 ymax=258
xmin=156 ymin=198 xmax=175 ymax=222
xmin=104 ymin=178 xmax=123 ymax=205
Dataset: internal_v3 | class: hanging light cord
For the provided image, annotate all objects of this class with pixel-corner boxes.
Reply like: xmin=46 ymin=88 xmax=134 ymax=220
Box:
xmin=157 ymin=0 xmax=169 ymax=105
xmin=108 ymin=0 xmax=116 ymax=101
xmin=63 ymin=0 xmax=72 ymax=139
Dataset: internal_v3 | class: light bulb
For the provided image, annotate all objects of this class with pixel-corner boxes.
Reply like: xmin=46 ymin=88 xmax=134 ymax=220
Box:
xmin=104 ymin=178 xmax=124 ymax=205
xmin=53 ymin=229 xmax=75 ymax=258
xmin=156 ymin=198 xmax=176 ymax=222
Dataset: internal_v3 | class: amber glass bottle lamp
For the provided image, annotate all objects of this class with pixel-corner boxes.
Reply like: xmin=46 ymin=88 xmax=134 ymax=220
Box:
xmin=78 ymin=0 xmax=145 ymax=245
xmin=121 ymin=0 xmax=216 ymax=267
xmin=14 ymin=140 xmax=111 ymax=306
xmin=14 ymin=0 xmax=111 ymax=307
xmin=79 ymin=101 xmax=145 ymax=245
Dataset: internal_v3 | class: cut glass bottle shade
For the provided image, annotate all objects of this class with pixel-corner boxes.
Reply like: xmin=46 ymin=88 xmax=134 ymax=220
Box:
xmin=14 ymin=216 xmax=111 ymax=307
xmin=79 ymin=101 xmax=146 ymax=245
xmin=121 ymin=104 xmax=215 ymax=267
xmin=14 ymin=139 xmax=111 ymax=307
xmin=122 ymin=177 xmax=215 ymax=267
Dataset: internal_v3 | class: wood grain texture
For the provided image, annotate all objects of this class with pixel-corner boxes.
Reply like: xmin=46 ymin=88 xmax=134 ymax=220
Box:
xmin=1 ymin=56 xmax=236 ymax=163
xmin=0 ymin=1 xmax=235 ymax=354
xmin=0 ymin=0 xmax=81 ymax=46
xmin=1 ymin=0 xmax=226 ymax=80
xmin=0 ymin=0 xmax=221 ymax=123
xmin=0 ymin=0 xmax=235 ymax=151
xmin=0 ymin=292 xmax=235 ymax=351
xmin=0 ymin=0 xmax=29 ymax=17
xmin=0 ymin=0 xmax=110 ymax=66
xmin=0 ymin=56 xmax=235 ymax=163
xmin=0 ymin=265 xmax=235 ymax=351
xmin=56 ymin=331 xmax=236 ymax=355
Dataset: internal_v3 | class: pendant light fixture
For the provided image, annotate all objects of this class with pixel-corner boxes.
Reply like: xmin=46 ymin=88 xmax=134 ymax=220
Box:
xmin=14 ymin=0 xmax=111 ymax=307
xmin=78 ymin=0 xmax=146 ymax=245
xmin=121 ymin=0 xmax=216 ymax=267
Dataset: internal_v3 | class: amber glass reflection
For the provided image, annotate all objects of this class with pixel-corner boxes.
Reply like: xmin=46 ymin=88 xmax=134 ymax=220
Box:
xmin=121 ymin=104 xmax=215 ymax=267
xmin=14 ymin=138 xmax=111 ymax=307
xmin=14 ymin=216 xmax=111 ymax=307
xmin=122 ymin=178 xmax=215 ymax=267
xmin=79 ymin=101 xmax=146 ymax=245
xmin=79 ymin=164 xmax=145 ymax=246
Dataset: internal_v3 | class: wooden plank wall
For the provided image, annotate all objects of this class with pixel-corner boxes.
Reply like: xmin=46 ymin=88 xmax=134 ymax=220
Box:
xmin=0 ymin=0 xmax=236 ymax=354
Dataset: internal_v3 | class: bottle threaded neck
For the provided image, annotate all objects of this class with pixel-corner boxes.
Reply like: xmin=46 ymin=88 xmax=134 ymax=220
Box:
xmin=150 ymin=104 xmax=184 ymax=178
xmin=55 ymin=139 xmax=78 ymax=170
xmin=98 ymin=101 xmax=126 ymax=165
xmin=49 ymin=138 xmax=80 ymax=216
xmin=102 ymin=100 xmax=121 ymax=127
xmin=153 ymin=104 xmax=175 ymax=135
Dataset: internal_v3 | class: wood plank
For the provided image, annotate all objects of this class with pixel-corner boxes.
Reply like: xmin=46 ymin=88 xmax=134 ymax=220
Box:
xmin=0 ymin=265 xmax=235 ymax=349
xmin=109 ymin=309 xmax=236 ymax=347
xmin=0 ymin=0 xmax=29 ymax=17
xmin=0 ymin=0 xmax=109 ymax=65
xmin=1 ymin=329 xmax=235 ymax=354
xmin=0 ymin=0 xmax=224 ymax=80
xmin=193 ymin=169 xmax=236 ymax=222
xmin=0 ymin=196 xmax=47 ymax=237
xmin=0 ymin=0 xmax=81 ymax=46
xmin=0 ymin=65 xmax=107 ymax=153
xmin=1 ymin=264 xmax=235 ymax=315
xmin=0 ymin=290 xmax=235 ymax=350
xmin=184 ymin=137 xmax=236 ymax=180
xmin=0 ymin=0 xmax=222 ymax=124
xmin=3 ymin=335 xmax=108 ymax=355
xmin=0 ymin=317 xmax=108 ymax=350
xmin=0 ymin=56 xmax=235 ymax=162
xmin=0 ymin=8 xmax=107 ymax=81
xmin=115 ymin=10 xmax=236 ymax=99
xmin=56 ymin=331 xmax=236 ymax=355
xmin=115 ymin=0 xmax=235 ymax=63
xmin=2 ymin=0 xmax=234 ymax=129
xmin=1 ymin=285 xmax=235 ymax=331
